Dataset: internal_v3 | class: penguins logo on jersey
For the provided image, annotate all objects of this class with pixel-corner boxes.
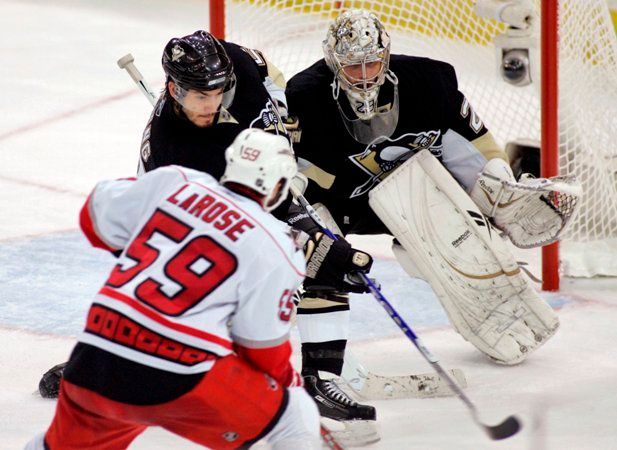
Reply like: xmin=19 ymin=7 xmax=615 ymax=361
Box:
xmin=349 ymin=130 xmax=442 ymax=198
xmin=250 ymin=99 xmax=287 ymax=135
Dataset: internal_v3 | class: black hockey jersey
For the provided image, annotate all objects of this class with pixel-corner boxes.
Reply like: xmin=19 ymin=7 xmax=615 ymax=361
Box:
xmin=139 ymin=40 xmax=286 ymax=180
xmin=286 ymin=56 xmax=493 ymax=207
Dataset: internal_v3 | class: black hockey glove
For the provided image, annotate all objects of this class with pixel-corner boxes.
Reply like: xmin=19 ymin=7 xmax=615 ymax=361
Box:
xmin=282 ymin=115 xmax=301 ymax=144
xmin=303 ymin=232 xmax=373 ymax=294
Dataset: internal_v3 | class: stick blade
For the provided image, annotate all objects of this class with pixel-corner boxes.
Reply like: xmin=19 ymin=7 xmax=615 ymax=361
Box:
xmin=485 ymin=415 xmax=522 ymax=440
xmin=344 ymin=367 xmax=468 ymax=399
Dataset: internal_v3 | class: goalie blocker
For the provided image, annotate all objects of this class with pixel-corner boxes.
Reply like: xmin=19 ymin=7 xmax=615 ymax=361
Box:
xmin=368 ymin=150 xmax=567 ymax=364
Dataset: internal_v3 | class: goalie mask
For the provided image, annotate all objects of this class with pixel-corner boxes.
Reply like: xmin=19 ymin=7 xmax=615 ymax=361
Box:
xmin=162 ymin=30 xmax=237 ymax=112
xmin=324 ymin=9 xmax=399 ymax=144
xmin=221 ymin=129 xmax=297 ymax=212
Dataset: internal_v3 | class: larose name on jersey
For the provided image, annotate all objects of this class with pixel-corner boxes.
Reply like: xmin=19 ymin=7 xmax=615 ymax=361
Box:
xmin=166 ymin=184 xmax=255 ymax=241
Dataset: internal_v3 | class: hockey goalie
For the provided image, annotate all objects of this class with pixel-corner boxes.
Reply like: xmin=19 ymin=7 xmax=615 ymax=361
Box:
xmin=369 ymin=150 xmax=581 ymax=364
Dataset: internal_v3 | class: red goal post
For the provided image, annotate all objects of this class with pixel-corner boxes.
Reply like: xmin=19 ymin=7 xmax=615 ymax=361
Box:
xmin=541 ymin=0 xmax=559 ymax=290
xmin=210 ymin=0 xmax=617 ymax=290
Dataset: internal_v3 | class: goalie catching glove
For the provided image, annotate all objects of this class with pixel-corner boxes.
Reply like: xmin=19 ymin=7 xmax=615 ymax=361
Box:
xmin=470 ymin=158 xmax=582 ymax=248
xmin=304 ymin=232 xmax=373 ymax=293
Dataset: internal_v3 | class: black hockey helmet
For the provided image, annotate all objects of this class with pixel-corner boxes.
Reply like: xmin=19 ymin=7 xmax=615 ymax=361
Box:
xmin=162 ymin=30 xmax=235 ymax=98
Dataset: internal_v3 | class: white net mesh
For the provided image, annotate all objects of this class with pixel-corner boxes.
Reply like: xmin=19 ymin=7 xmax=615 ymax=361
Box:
xmin=222 ymin=0 xmax=617 ymax=276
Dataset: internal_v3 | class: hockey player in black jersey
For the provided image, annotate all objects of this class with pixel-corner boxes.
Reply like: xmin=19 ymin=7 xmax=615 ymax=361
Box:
xmin=137 ymin=29 xmax=288 ymax=178
xmin=285 ymin=9 xmax=511 ymax=423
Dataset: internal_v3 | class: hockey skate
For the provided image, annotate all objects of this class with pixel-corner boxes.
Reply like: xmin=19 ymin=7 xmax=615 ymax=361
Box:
xmin=304 ymin=370 xmax=380 ymax=446
xmin=38 ymin=362 xmax=67 ymax=398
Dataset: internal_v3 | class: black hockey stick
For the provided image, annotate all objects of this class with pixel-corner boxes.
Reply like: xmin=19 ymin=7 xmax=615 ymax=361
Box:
xmin=117 ymin=54 xmax=158 ymax=106
xmin=291 ymin=187 xmax=521 ymax=440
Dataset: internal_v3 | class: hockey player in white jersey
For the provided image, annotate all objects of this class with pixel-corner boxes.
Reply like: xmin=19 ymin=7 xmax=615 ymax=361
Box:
xmin=26 ymin=129 xmax=320 ymax=450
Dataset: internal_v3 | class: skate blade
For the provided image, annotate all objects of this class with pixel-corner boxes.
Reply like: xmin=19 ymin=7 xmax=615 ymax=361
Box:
xmin=321 ymin=418 xmax=380 ymax=448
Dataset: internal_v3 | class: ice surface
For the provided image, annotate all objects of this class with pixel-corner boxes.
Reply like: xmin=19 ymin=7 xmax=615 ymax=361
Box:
xmin=1 ymin=1 xmax=617 ymax=449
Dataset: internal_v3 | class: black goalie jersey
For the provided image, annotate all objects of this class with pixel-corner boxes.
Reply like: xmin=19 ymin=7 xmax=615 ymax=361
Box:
xmin=138 ymin=40 xmax=286 ymax=180
xmin=285 ymin=55 xmax=503 ymax=235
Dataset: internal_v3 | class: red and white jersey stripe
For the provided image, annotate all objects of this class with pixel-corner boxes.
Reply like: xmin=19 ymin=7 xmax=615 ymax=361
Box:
xmin=79 ymin=166 xmax=305 ymax=374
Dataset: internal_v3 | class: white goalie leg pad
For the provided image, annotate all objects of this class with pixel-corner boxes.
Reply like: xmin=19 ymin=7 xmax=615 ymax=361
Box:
xmin=264 ymin=387 xmax=321 ymax=450
xmin=392 ymin=241 xmax=425 ymax=280
xmin=470 ymin=158 xmax=582 ymax=248
xmin=368 ymin=150 xmax=559 ymax=365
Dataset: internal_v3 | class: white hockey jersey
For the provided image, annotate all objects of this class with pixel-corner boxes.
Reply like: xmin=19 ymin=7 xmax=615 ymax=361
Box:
xmin=78 ymin=166 xmax=305 ymax=374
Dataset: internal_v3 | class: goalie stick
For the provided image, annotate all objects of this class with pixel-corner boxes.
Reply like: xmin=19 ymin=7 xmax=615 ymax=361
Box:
xmin=116 ymin=53 xmax=462 ymax=402
xmin=291 ymin=186 xmax=522 ymax=441
xmin=341 ymin=350 xmax=467 ymax=400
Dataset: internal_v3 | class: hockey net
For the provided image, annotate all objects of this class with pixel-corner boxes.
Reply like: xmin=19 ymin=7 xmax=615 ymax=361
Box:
xmin=212 ymin=0 xmax=617 ymax=279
